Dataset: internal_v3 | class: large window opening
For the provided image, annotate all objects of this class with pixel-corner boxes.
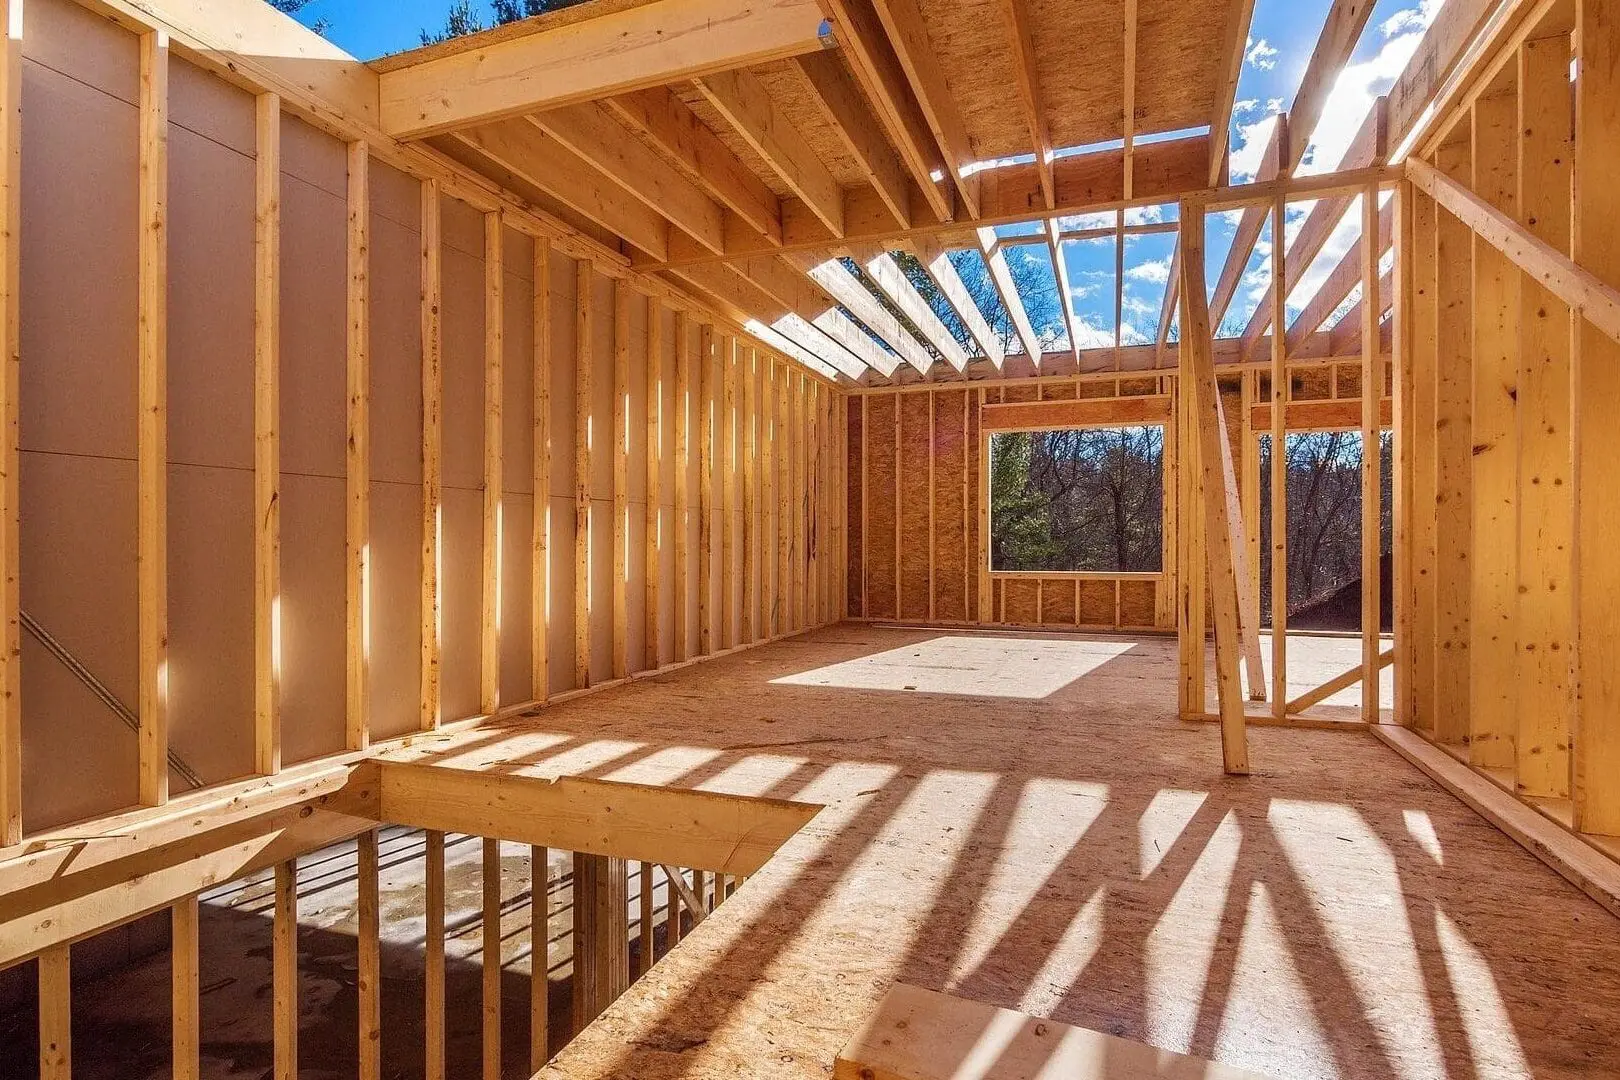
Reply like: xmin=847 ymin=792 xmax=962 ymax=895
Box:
xmin=1259 ymin=430 xmax=1393 ymax=631
xmin=989 ymin=426 xmax=1165 ymax=572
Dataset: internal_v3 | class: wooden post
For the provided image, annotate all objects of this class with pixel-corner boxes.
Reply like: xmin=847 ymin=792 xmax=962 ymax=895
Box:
xmin=612 ymin=282 xmax=630 ymax=680
xmin=742 ymin=348 xmax=757 ymax=642
xmin=138 ymin=28 xmax=169 ymax=803
xmin=1214 ymin=384 xmax=1266 ymax=699
xmin=357 ymin=832 xmax=381 ymax=1080
xmin=532 ymin=241 xmax=551 ymax=702
xmin=425 ymin=830 xmax=446 ymax=1080
xmin=698 ymin=325 xmax=714 ymax=655
xmin=1433 ymin=138 xmax=1473 ymax=746
xmin=482 ymin=837 xmax=502 ymax=1080
xmin=721 ymin=335 xmax=736 ymax=649
xmin=38 ymin=944 xmax=69 ymax=1080
xmin=0 ymin=0 xmax=19 ymax=847
xmin=1573 ymin=0 xmax=1620 ymax=834
xmin=1179 ymin=199 xmax=1249 ymax=774
xmin=420 ymin=180 xmax=443 ymax=730
xmin=1468 ymin=95 xmax=1517 ymax=757
xmin=571 ymin=853 xmax=628 ymax=1026
xmin=345 ymin=141 xmax=370 ymax=751
xmin=173 ymin=897 xmax=200 ymax=1080
xmin=254 ymin=92 xmax=282 ymax=773
xmin=1269 ymin=194 xmax=1288 ymax=716
xmin=574 ymin=261 xmax=593 ymax=689
xmin=1361 ymin=182 xmax=1386 ymax=723
xmin=273 ymin=861 xmax=297 ymax=1080
xmin=765 ymin=361 xmax=779 ymax=632
xmin=1410 ymin=184 xmax=1439 ymax=734
xmin=482 ymin=214 xmax=505 ymax=716
xmin=530 ymin=845 xmax=549 ymax=1071
xmin=779 ymin=363 xmax=791 ymax=632
xmin=645 ymin=303 xmax=662 ymax=669
xmin=666 ymin=866 xmax=683 ymax=948
xmin=638 ymin=860 xmax=655 ymax=976
xmin=1393 ymin=180 xmax=1413 ymax=728
xmin=673 ymin=313 xmax=690 ymax=660
xmin=1514 ymin=31 xmax=1575 ymax=796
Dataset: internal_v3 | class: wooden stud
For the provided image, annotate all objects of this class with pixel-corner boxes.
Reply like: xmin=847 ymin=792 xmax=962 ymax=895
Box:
xmin=1468 ymin=95 xmax=1517 ymax=757
xmin=674 ymin=313 xmax=691 ymax=660
xmin=1514 ymin=32 xmax=1574 ymax=796
xmin=721 ymin=335 xmax=737 ymax=648
xmin=1573 ymin=0 xmax=1620 ymax=835
xmin=638 ymin=860 xmax=655 ymax=976
xmin=345 ymin=141 xmax=370 ymax=751
xmin=780 ymin=363 xmax=791 ymax=630
xmin=927 ymin=390 xmax=936 ymax=620
xmin=532 ymin=240 xmax=552 ymax=702
xmin=138 ymin=28 xmax=169 ymax=804
xmin=1269 ymin=195 xmax=1288 ymax=717
xmin=1409 ymin=185 xmax=1439 ymax=734
xmin=255 ymin=92 xmax=282 ymax=773
xmin=646 ymin=302 xmax=663 ymax=670
xmin=613 ymin=281 xmax=630 ymax=680
xmin=425 ymin=830 xmax=446 ymax=1080
xmin=666 ymin=866 xmax=684 ymax=947
xmin=1361 ymin=182 xmax=1386 ymax=723
xmin=420 ymin=180 xmax=443 ymax=730
xmin=0 ymin=0 xmax=17 ymax=847
xmin=530 ymin=845 xmax=549 ymax=1071
xmin=575 ymin=261 xmax=593 ymax=689
xmin=482 ymin=213 xmax=505 ymax=717
xmin=743 ymin=347 xmax=757 ymax=642
xmin=482 ymin=837 xmax=502 ymax=1080
xmin=357 ymin=832 xmax=380 ymax=1080
xmin=38 ymin=944 xmax=69 ymax=1080
xmin=173 ymin=896 xmax=200 ymax=1080
xmin=273 ymin=861 xmax=297 ymax=1080
xmin=698 ymin=325 xmax=715 ymax=654
xmin=571 ymin=854 xmax=629 ymax=1025
xmin=805 ymin=371 xmax=815 ymax=629
xmin=1179 ymin=200 xmax=1249 ymax=774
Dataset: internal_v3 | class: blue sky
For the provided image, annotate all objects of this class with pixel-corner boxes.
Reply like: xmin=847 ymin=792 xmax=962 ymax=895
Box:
xmin=287 ymin=0 xmax=1441 ymax=353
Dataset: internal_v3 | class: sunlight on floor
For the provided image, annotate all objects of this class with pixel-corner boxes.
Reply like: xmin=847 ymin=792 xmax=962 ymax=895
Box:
xmin=771 ymin=635 xmax=1141 ymax=699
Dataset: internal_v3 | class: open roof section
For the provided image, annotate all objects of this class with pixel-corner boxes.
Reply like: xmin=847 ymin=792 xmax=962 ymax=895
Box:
xmin=357 ymin=0 xmax=1483 ymax=384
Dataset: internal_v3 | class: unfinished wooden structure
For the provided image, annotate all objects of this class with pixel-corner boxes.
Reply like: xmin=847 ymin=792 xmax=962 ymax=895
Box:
xmin=4 ymin=0 xmax=1620 ymax=1074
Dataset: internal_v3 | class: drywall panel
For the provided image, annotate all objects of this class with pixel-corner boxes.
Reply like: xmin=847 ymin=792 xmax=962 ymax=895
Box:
xmin=279 ymin=473 xmax=345 ymax=764
xmin=501 ymin=493 xmax=534 ymax=705
xmin=280 ymin=126 xmax=347 ymax=479
xmin=440 ymin=487 xmax=482 ymax=721
xmin=280 ymin=109 xmax=344 ymax=201
xmin=368 ymin=481 xmax=423 ymax=740
xmin=25 ymin=0 xmax=136 ymax=106
xmin=170 ymin=57 xmax=254 ymax=157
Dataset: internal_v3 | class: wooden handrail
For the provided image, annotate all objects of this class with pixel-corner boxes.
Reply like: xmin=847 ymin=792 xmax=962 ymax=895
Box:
xmin=1407 ymin=157 xmax=1620 ymax=347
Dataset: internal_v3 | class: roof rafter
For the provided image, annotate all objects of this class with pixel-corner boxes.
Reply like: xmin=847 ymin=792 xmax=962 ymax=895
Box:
xmin=850 ymin=244 xmax=971 ymax=371
xmin=1285 ymin=196 xmax=1392 ymax=351
xmin=908 ymin=236 xmax=1005 ymax=368
xmin=667 ymin=262 xmax=847 ymax=379
xmin=605 ymin=86 xmax=784 ymax=247
xmin=1155 ymin=239 xmax=1180 ymax=362
xmin=1326 ymin=265 xmax=1391 ymax=354
xmin=787 ymin=250 xmax=935 ymax=374
xmin=1207 ymin=114 xmax=1288 ymax=329
xmin=976 ymin=227 xmax=1044 ymax=364
xmin=378 ymin=0 xmax=829 ymax=138
xmin=994 ymin=0 xmax=1054 ymax=208
xmin=695 ymin=67 xmax=846 ymax=239
xmin=1122 ymin=0 xmax=1138 ymax=198
xmin=1045 ymin=220 xmax=1081 ymax=360
xmin=793 ymin=52 xmax=912 ymax=229
xmin=531 ymin=101 xmax=727 ymax=256
xmin=731 ymin=252 xmax=897 ymax=376
xmin=1207 ymin=0 xmax=1259 ymax=184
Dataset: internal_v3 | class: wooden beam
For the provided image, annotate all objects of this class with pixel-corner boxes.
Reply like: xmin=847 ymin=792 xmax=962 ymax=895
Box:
xmin=38 ymin=944 xmax=69 ymax=1080
xmin=571 ymin=853 xmax=628 ymax=1024
xmin=981 ymin=395 xmax=1171 ymax=431
xmin=273 ymin=861 xmax=297 ymax=1080
xmin=1391 ymin=0 xmax=1501 ymax=152
xmin=851 ymin=246 xmax=969 ymax=371
xmin=1573 ymin=0 xmax=1620 ymax=835
xmin=0 ymin=0 xmax=16 ymax=847
xmin=674 ymin=313 xmax=691 ymax=661
xmin=456 ymin=120 xmax=671 ymax=262
xmin=138 ymin=28 xmax=169 ymax=805
xmin=482 ymin=837 xmax=502 ymax=1080
xmin=345 ymin=141 xmax=370 ymax=751
xmin=1208 ymin=114 xmax=1287 ymax=330
xmin=793 ymin=52 xmax=910 ymax=228
xmin=1212 ymin=386 xmax=1267 ymax=699
xmin=529 ymin=845 xmax=549 ymax=1071
xmin=1290 ymin=0 xmax=1380 ymax=166
xmin=1121 ymin=0 xmax=1138 ymax=196
xmin=613 ymin=282 xmax=631 ymax=679
xmin=699 ymin=325 xmax=715 ymax=654
xmin=1285 ymin=195 xmax=1393 ymax=351
xmin=788 ymin=252 xmax=934 ymax=373
xmin=532 ymin=240 xmax=552 ymax=702
xmin=1268 ymin=194 xmax=1288 ymax=716
xmin=993 ymin=0 xmax=1053 ymax=208
xmin=1513 ymin=30 xmax=1573 ymax=797
xmin=1287 ymin=648 xmax=1395 ymax=714
xmin=378 ymin=0 xmax=828 ymax=137
xmin=533 ymin=103 xmax=726 ymax=256
xmin=721 ymin=335 xmax=738 ymax=647
xmin=172 ymin=897 xmax=200 ymax=1080
xmin=575 ymin=260 xmax=594 ymax=689
xmin=1180 ymin=200 xmax=1250 ymax=773
xmin=254 ymin=92 xmax=282 ymax=774
xmin=482 ymin=213 xmax=505 ymax=716
xmin=1207 ymin=0 xmax=1260 ymax=184
xmin=696 ymin=67 xmax=845 ymax=238
xmin=424 ymin=829 xmax=446 ymax=1080
xmin=1360 ymin=180 xmax=1385 ymax=722
xmin=1045 ymin=220 xmax=1082 ymax=360
xmin=818 ymin=0 xmax=953 ymax=221
xmin=420 ymin=181 xmax=443 ymax=729
xmin=606 ymin=87 xmax=783 ymax=246
xmin=976 ymin=229 xmax=1044 ymax=363
xmin=743 ymin=347 xmax=758 ymax=641
xmin=356 ymin=832 xmax=380 ymax=1080
xmin=868 ymin=0 xmax=981 ymax=216
xmin=646 ymin=301 xmax=663 ymax=670
xmin=909 ymin=237 xmax=1004 ymax=368
xmin=638 ymin=861 xmax=655 ymax=975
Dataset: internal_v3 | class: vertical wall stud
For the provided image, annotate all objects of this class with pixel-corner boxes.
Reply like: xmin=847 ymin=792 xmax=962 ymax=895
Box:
xmin=778 ymin=362 xmax=790 ymax=633
xmin=532 ymin=241 xmax=551 ymax=702
xmin=173 ymin=897 xmax=200 ymax=1080
xmin=673 ymin=313 xmax=690 ymax=661
xmin=1269 ymin=194 xmax=1288 ymax=716
xmin=482 ymin=837 xmax=502 ymax=1080
xmin=425 ymin=829 xmax=446 ymax=1080
xmin=254 ymin=93 xmax=282 ymax=773
xmin=138 ymin=28 xmax=169 ymax=803
xmin=645 ymin=303 xmax=662 ymax=670
xmin=1362 ymin=181 xmax=1387 ymax=723
xmin=721 ymin=335 xmax=736 ymax=649
xmin=481 ymin=214 xmax=505 ymax=716
xmin=612 ymin=283 xmax=629 ymax=679
xmin=38 ymin=944 xmax=69 ymax=1080
xmin=273 ymin=861 xmax=298 ymax=1080
xmin=345 ymin=142 xmax=371 ymax=750
xmin=357 ymin=832 xmax=380 ymax=1080
xmin=0 ymin=0 xmax=17 ymax=846
xmin=420 ymin=180 xmax=443 ymax=730
xmin=574 ymin=261 xmax=593 ymax=689
xmin=638 ymin=860 xmax=655 ymax=976
xmin=743 ymin=348 xmax=757 ymax=641
xmin=698 ymin=325 xmax=714 ymax=655
xmin=530 ymin=845 xmax=549 ymax=1071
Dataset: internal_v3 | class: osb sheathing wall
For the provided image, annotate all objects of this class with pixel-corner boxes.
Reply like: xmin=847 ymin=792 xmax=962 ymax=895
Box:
xmin=15 ymin=0 xmax=842 ymax=834
xmin=847 ymin=378 xmax=1169 ymax=631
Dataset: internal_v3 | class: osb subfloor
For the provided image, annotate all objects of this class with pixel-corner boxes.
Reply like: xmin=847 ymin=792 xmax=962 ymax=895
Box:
xmin=400 ymin=625 xmax=1620 ymax=1080
xmin=9 ymin=625 xmax=1620 ymax=1079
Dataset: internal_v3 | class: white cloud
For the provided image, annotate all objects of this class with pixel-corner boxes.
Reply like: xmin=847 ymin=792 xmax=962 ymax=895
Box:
xmin=1232 ymin=98 xmax=1260 ymax=117
xmin=1381 ymin=0 xmax=1443 ymax=39
xmin=1126 ymin=258 xmax=1170 ymax=284
xmin=1069 ymin=283 xmax=1098 ymax=301
xmin=1245 ymin=36 xmax=1279 ymax=70
xmin=1228 ymin=110 xmax=1283 ymax=183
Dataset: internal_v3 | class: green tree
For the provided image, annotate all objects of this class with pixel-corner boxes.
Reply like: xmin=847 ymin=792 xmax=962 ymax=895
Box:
xmin=422 ymin=0 xmax=596 ymax=44
xmin=989 ymin=432 xmax=1060 ymax=570
xmin=267 ymin=0 xmax=328 ymax=36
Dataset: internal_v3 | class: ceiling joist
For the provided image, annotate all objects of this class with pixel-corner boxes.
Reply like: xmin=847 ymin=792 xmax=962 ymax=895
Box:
xmin=788 ymin=250 xmax=935 ymax=374
xmin=850 ymin=245 xmax=971 ymax=371
xmin=909 ymin=236 xmax=1005 ymax=368
xmin=1285 ymin=196 xmax=1393 ymax=351
xmin=793 ymin=52 xmax=912 ymax=229
xmin=994 ymin=0 xmax=1055 ymax=209
xmin=977 ymin=227 xmax=1044 ymax=364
